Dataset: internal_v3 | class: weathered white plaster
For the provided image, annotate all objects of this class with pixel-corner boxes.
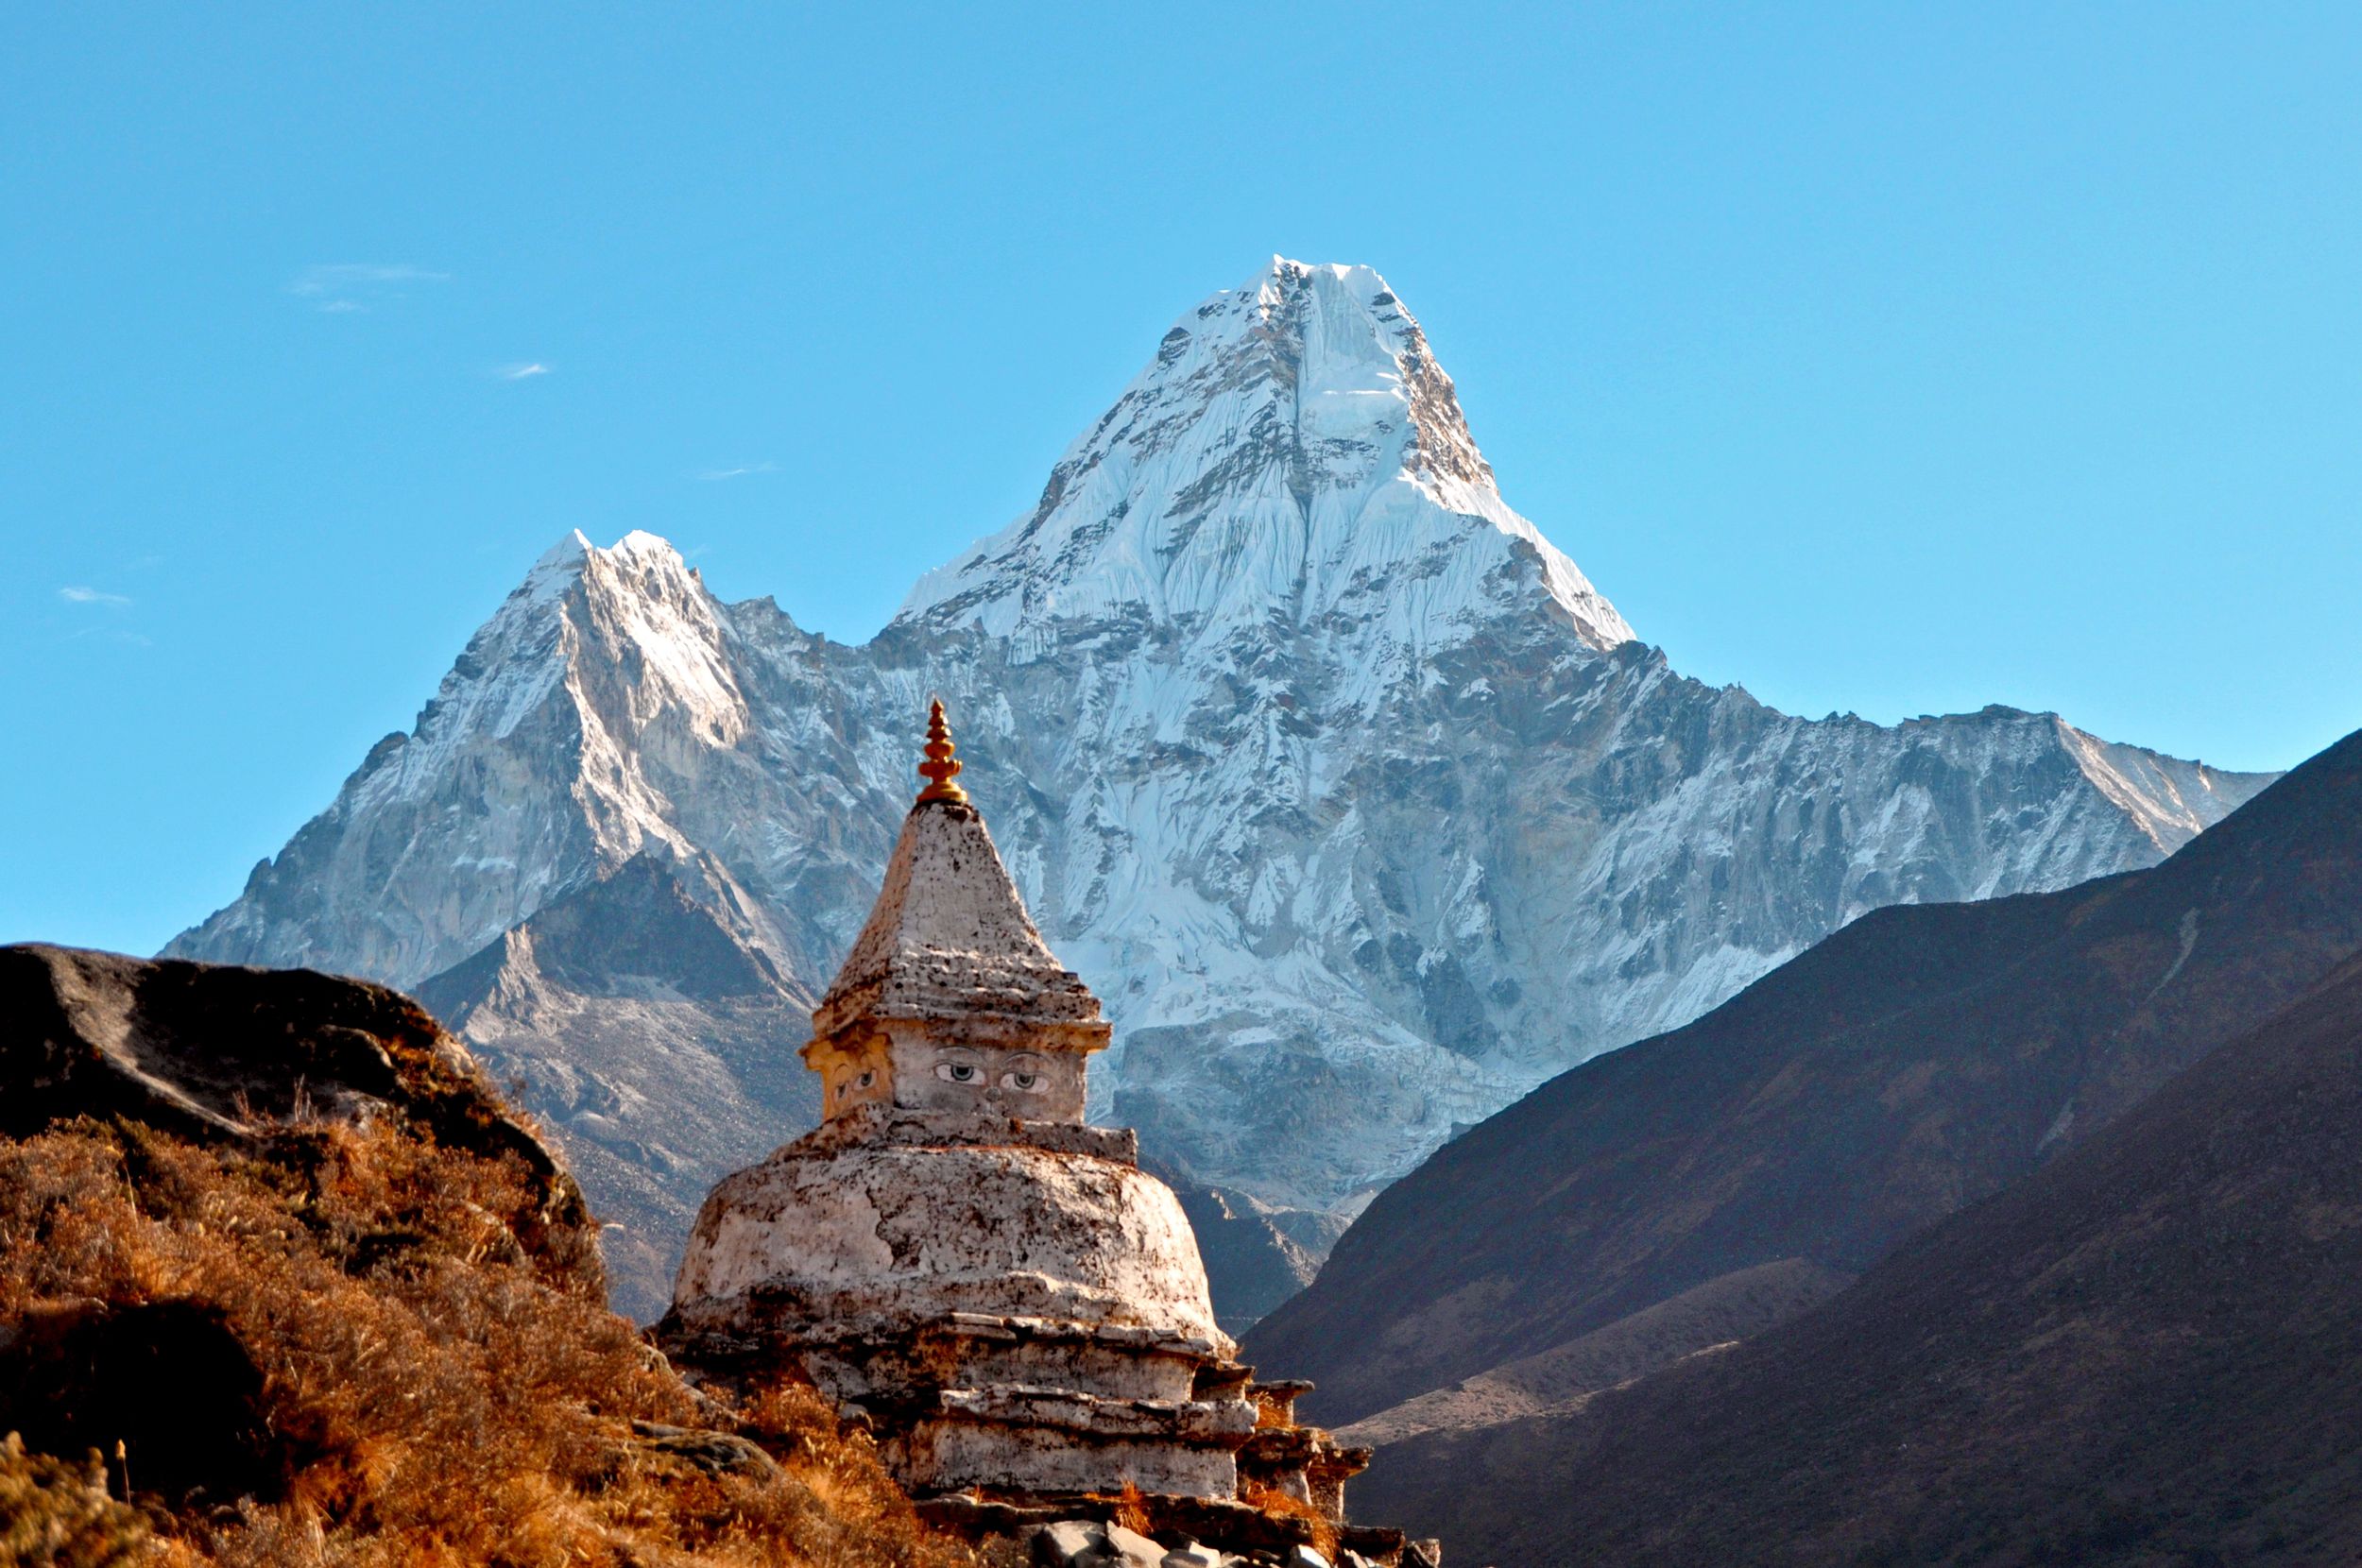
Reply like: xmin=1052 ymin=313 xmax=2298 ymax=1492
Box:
xmin=813 ymin=797 xmax=1107 ymax=1047
xmin=891 ymin=1415 xmax=1242 ymax=1498
xmin=676 ymin=1141 xmax=1224 ymax=1345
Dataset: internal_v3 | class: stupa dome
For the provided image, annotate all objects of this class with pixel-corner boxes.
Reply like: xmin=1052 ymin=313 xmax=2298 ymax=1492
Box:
xmin=673 ymin=1139 xmax=1224 ymax=1344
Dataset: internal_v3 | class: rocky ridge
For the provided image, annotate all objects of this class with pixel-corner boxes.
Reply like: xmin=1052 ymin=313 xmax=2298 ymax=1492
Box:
xmin=167 ymin=259 xmax=2273 ymax=1321
xmin=1250 ymin=724 xmax=2362 ymax=1427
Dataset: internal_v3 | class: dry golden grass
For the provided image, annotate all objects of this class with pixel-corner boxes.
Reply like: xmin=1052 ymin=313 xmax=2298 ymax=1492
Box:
xmin=0 ymin=1430 xmax=151 ymax=1567
xmin=0 ymin=1117 xmax=980 ymax=1568
xmin=1239 ymin=1481 xmax=1336 ymax=1562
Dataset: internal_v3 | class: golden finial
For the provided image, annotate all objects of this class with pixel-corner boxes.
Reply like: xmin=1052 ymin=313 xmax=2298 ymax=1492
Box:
xmin=916 ymin=697 xmax=967 ymax=804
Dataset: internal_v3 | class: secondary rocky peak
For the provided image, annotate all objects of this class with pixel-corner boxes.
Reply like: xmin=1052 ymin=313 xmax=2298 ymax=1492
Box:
xmin=163 ymin=527 xmax=758 ymax=994
xmin=465 ymin=530 xmax=728 ymax=697
xmin=898 ymin=258 xmax=1635 ymax=651
xmin=509 ymin=529 xmax=702 ymax=619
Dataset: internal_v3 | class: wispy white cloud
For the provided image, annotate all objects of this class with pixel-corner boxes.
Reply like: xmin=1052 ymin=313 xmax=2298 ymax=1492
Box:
xmin=59 ymin=586 xmax=132 ymax=607
xmin=290 ymin=263 xmax=449 ymax=296
xmin=494 ymin=362 xmax=550 ymax=381
xmin=693 ymin=461 xmax=778 ymax=482
xmin=289 ymin=263 xmax=449 ymax=313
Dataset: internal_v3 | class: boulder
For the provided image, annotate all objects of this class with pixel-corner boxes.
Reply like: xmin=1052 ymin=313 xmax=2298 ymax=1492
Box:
xmin=1102 ymin=1524 xmax=1170 ymax=1568
xmin=0 ymin=944 xmax=602 ymax=1296
xmin=1036 ymin=1520 xmax=1110 ymax=1567
xmin=626 ymin=1420 xmax=780 ymax=1479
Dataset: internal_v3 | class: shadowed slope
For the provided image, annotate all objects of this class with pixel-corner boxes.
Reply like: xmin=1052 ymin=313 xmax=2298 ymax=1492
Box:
xmin=1377 ymin=950 xmax=2362 ymax=1564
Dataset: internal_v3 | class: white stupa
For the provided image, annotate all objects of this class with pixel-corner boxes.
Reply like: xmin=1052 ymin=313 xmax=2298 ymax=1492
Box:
xmin=663 ymin=704 xmax=1373 ymax=1526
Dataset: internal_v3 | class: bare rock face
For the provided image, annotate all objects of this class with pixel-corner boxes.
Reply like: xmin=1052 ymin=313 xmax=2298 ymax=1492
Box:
xmin=659 ymin=730 xmax=1388 ymax=1554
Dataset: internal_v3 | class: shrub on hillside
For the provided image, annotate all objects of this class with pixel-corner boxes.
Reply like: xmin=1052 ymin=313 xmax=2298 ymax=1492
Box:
xmin=0 ymin=1116 xmax=974 ymax=1568
xmin=0 ymin=1432 xmax=148 ymax=1568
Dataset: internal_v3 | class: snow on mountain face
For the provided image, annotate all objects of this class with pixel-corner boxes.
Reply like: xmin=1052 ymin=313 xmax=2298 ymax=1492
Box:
xmin=901 ymin=259 xmax=1634 ymax=655
xmin=167 ymin=259 xmax=2277 ymax=1321
xmin=171 ymin=527 xmax=781 ymax=991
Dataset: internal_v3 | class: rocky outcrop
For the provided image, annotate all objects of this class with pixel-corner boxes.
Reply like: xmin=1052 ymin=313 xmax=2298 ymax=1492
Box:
xmin=0 ymin=942 xmax=602 ymax=1290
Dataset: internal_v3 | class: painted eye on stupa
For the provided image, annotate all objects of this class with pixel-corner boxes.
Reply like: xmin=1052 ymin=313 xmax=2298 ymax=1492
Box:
xmin=1000 ymin=1054 xmax=1048 ymax=1093
xmin=934 ymin=1061 xmax=982 ymax=1084
xmin=857 ymin=1070 xmax=876 ymax=1089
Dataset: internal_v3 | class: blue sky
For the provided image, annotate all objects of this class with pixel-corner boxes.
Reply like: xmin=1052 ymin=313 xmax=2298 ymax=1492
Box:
xmin=6 ymin=3 xmax=2359 ymax=955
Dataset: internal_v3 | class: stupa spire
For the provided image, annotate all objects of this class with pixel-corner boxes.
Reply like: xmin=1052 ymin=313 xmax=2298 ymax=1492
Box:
xmin=916 ymin=696 xmax=967 ymax=805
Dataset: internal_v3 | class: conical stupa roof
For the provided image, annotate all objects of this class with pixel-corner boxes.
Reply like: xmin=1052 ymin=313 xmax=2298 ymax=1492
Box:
xmin=811 ymin=705 xmax=1104 ymax=1044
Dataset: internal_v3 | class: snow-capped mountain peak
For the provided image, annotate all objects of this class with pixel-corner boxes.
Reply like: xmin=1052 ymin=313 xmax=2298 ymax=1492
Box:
xmin=169 ymin=527 xmax=755 ymax=989
xmin=899 ymin=258 xmax=1635 ymax=652
xmin=439 ymin=527 xmax=745 ymax=773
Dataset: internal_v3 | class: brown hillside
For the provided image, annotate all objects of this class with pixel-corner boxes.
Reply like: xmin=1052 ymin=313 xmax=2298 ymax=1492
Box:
xmin=0 ymin=945 xmax=972 ymax=1568
xmin=1373 ymin=952 xmax=2362 ymax=1564
xmin=1335 ymin=1257 xmax=1850 ymax=1449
